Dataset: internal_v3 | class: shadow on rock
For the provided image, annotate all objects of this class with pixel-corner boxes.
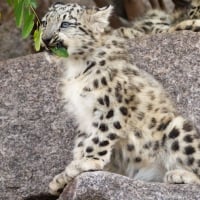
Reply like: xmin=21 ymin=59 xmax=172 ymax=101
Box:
xmin=24 ymin=193 xmax=58 ymax=200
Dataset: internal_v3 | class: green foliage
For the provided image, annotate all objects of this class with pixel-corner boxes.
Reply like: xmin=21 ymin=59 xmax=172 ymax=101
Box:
xmin=13 ymin=0 xmax=24 ymax=27
xmin=6 ymin=0 xmax=12 ymax=6
xmin=22 ymin=10 xmax=35 ymax=38
xmin=6 ymin=0 xmax=69 ymax=57
xmin=6 ymin=0 xmax=41 ymax=51
xmin=50 ymin=47 xmax=69 ymax=58
xmin=33 ymin=28 xmax=42 ymax=51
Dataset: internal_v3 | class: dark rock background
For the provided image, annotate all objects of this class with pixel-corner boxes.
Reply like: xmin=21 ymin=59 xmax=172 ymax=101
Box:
xmin=0 ymin=31 xmax=200 ymax=200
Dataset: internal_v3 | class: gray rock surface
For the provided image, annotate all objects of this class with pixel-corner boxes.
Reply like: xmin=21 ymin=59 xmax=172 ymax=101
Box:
xmin=0 ymin=20 xmax=33 ymax=61
xmin=129 ymin=32 xmax=200 ymax=130
xmin=0 ymin=53 xmax=75 ymax=200
xmin=0 ymin=31 xmax=200 ymax=200
xmin=59 ymin=171 xmax=200 ymax=200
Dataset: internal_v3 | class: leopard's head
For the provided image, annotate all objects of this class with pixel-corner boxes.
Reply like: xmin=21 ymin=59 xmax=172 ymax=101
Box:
xmin=40 ymin=3 xmax=113 ymax=54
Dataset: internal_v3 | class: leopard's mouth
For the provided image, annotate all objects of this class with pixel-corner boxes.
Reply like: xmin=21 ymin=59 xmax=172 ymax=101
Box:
xmin=42 ymin=35 xmax=68 ymax=49
xmin=49 ymin=42 xmax=69 ymax=57
xmin=41 ymin=39 xmax=69 ymax=57
xmin=47 ymin=41 xmax=66 ymax=49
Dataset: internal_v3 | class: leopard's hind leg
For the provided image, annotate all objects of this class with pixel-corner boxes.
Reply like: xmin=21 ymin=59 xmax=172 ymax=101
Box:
xmin=163 ymin=116 xmax=200 ymax=184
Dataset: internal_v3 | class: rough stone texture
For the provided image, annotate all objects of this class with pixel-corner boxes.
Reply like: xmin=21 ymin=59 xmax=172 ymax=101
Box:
xmin=59 ymin=171 xmax=200 ymax=200
xmin=0 ymin=32 xmax=200 ymax=200
xmin=129 ymin=32 xmax=200 ymax=130
xmin=0 ymin=20 xmax=33 ymax=61
xmin=0 ymin=53 xmax=75 ymax=200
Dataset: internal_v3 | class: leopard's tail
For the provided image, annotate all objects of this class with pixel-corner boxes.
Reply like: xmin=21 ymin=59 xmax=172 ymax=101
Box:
xmin=167 ymin=19 xmax=200 ymax=32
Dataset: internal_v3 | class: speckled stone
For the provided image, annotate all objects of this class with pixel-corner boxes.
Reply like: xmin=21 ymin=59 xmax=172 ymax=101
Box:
xmin=0 ymin=53 xmax=76 ymax=200
xmin=59 ymin=171 xmax=200 ymax=200
xmin=0 ymin=31 xmax=200 ymax=200
xmin=129 ymin=31 xmax=200 ymax=130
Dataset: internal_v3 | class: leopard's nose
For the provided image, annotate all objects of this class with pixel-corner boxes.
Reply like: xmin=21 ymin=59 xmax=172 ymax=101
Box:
xmin=42 ymin=38 xmax=52 ymax=46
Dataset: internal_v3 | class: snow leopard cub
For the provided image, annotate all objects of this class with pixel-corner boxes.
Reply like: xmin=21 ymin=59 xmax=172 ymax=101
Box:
xmin=40 ymin=3 xmax=200 ymax=195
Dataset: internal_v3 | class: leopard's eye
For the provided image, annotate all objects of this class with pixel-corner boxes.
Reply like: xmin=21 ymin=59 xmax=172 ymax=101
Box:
xmin=41 ymin=20 xmax=47 ymax=27
xmin=61 ymin=22 xmax=71 ymax=28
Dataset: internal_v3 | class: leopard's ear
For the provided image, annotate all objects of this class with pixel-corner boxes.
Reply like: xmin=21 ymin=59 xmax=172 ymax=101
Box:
xmin=84 ymin=5 xmax=113 ymax=33
xmin=48 ymin=2 xmax=64 ymax=11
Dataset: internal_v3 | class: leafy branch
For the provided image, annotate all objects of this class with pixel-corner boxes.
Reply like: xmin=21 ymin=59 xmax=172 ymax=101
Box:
xmin=6 ymin=0 xmax=69 ymax=57
xmin=6 ymin=0 xmax=42 ymax=51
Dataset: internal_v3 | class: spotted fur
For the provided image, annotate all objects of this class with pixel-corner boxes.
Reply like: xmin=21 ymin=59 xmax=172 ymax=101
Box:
xmin=40 ymin=2 xmax=200 ymax=196
xmin=113 ymin=0 xmax=200 ymax=38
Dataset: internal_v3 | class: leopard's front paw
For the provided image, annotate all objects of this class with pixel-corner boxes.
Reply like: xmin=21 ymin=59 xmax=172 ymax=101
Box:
xmin=49 ymin=173 xmax=71 ymax=195
xmin=164 ymin=169 xmax=200 ymax=184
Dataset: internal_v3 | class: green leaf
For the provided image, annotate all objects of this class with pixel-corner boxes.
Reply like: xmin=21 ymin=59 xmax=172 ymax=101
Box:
xmin=22 ymin=10 xmax=34 ymax=38
xmin=14 ymin=0 xmax=24 ymax=27
xmin=50 ymin=47 xmax=69 ymax=58
xmin=30 ymin=0 xmax=37 ymax=9
xmin=6 ymin=0 xmax=13 ymax=6
xmin=22 ymin=20 xmax=34 ymax=38
xmin=24 ymin=0 xmax=36 ymax=8
xmin=34 ymin=28 xmax=42 ymax=51
xmin=23 ymin=0 xmax=31 ymax=6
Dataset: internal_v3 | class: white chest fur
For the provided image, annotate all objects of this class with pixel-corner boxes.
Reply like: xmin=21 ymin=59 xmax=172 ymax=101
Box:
xmin=61 ymin=57 xmax=97 ymax=133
